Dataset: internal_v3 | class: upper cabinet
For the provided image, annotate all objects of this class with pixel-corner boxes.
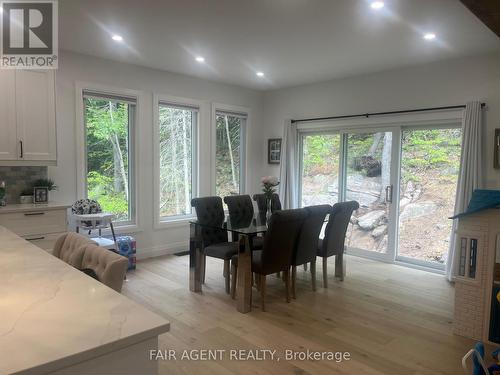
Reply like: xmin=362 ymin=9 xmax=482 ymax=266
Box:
xmin=0 ymin=70 xmax=57 ymax=164
xmin=0 ymin=71 xmax=17 ymax=160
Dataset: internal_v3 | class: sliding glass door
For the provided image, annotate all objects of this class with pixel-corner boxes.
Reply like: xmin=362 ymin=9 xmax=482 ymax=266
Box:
xmin=298 ymin=124 xmax=461 ymax=269
xmin=396 ymin=127 xmax=462 ymax=269
xmin=343 ymin=130 xmax=398 ymax=261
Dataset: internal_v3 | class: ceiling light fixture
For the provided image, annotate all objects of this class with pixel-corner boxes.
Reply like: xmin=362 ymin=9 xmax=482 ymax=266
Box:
xmin=256 ymin=71 xmax=265 ymax=77
xmin=195 ymin=56 xmax=205 ymax=63
xmin=111 ymin=34 xmax=123 ymax=42
xmin=423 ymin=32 xmax=436 ymax=41
xmin=370 ymin=1 xmax=384 ymax=10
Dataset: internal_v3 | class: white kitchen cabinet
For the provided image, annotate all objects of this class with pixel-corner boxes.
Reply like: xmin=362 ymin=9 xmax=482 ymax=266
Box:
xmin=0 ymin=70 xmax=57 ymax=163
xmin=0 ymin=71 xmax=17 ymax=160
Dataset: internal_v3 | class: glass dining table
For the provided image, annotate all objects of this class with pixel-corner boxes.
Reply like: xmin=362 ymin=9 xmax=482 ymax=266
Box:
xmin=189 ymin=213 xmax=268 ymax=313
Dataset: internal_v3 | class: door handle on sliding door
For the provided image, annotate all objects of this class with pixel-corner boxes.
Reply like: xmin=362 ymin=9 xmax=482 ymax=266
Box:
xmin=385 ymin=185 xmax=393 ymax=203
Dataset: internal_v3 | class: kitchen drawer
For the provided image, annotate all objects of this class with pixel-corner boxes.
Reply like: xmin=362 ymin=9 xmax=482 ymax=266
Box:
xmin=23 ymin=232 xmax=65 ymax=253
xmin=0 ymin=209 xmax=67 ymax=236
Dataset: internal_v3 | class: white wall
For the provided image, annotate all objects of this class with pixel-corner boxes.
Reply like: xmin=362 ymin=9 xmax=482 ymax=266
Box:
xmin=260 ymin=52 xmax=500 ymax=188
xmin=49 ymin=51 xmax=264 ymax=258
xmin=49 ymin=50 xmax=500 ymax=258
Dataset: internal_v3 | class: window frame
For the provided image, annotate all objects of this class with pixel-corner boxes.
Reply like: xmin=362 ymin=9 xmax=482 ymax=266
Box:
xmin=211 ymin=103 xmax=248 ymax=197
xmin=75 ymin=82 xmax=140 ymax=231
xmin=153 ymin=94 xmax=201 ymax=228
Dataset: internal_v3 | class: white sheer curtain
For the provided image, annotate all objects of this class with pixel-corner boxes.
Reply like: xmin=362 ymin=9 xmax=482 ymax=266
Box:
xmin=446 ymin=101 xmax=483 ymax=281
xmin=279 ymin=119 xmax=299 ymax=209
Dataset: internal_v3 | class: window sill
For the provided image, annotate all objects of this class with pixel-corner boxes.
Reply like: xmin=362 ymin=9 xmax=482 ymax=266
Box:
xmin=98 ymin=224 xmax=142 ymax=236
xmin=154 ymin=216 xmax=194 ymax=230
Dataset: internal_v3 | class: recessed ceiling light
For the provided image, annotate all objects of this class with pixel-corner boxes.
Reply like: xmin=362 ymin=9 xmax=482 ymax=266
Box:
xmin=370 ymin=1 xmax=384 ymax=10
xmin=111 ymin=34 xmax=123 ymax=42
xmin=256 ymin=71 xmax=265 ymax=77
xmin=423 ymin=32 xmax=436 ymax=41
xmin=195 ymin=56 xmax=205 ymax=63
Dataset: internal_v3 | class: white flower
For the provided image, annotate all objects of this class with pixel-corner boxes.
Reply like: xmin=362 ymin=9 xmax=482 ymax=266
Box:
xmin=261 ymin=176 xmax=279 ymax=186
xmin=268 ymin=176 xmax=279 ymax=185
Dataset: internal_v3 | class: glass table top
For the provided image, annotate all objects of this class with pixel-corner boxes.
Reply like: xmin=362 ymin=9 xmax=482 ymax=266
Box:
xmin=190 ymin=213 xmax=268 ymax=235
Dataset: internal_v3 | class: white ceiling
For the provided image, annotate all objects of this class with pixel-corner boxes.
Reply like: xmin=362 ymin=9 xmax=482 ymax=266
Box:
xmin=60 ymin=0 xmax=500 ymax=90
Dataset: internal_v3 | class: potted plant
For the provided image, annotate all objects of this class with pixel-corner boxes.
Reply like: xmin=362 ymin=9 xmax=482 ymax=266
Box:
xmin=31 ymin=178 xmax=58 ymax=202
xmin=19 ymin=188 xmax=34 ymax=204
xmin=261 ymin=176 xmax=280 ymax=220
xmin=19 ymin=179 xmax=58 ymax=204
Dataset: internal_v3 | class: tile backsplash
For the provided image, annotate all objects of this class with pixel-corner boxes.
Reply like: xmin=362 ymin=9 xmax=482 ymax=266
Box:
xmin=0 ymin=167 xmax=48 ymax=204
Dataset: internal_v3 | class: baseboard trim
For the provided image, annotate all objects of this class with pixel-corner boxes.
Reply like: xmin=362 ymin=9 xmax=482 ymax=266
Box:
xmin=137 ymin=241 xmax=188 ymax=260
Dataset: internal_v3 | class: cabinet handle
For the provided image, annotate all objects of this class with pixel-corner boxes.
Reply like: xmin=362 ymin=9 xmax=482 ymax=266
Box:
xmin=24 ymin=212 xmax=45 ymax=216
xmin=19 ymin=140 xmax=23 ymax=158
xmin=26 ymin=236 xmax=45 ymax=241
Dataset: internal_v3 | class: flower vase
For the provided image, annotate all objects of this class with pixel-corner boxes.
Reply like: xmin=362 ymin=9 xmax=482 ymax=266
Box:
xmin=266 ymin=198 xmax=272 ymax=222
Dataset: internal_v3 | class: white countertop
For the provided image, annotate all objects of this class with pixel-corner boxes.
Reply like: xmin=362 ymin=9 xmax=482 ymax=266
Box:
xmin=0 ymin=201 xmax=71 ymax=213
xmin=0 ymin=226 xmax=170 ymax=375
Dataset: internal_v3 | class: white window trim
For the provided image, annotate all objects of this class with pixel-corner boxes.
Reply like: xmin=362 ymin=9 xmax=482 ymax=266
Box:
xmin=153 ymin=94 xmax=204 ymax=229
xmin=75 ymin=81 xmax=142 ymax=230
xmin=211 ymin=103 xmax=250 ymax=195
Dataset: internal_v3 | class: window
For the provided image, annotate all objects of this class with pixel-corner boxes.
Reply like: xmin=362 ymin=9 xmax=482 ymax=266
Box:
xmin=157 ymin=102 xmax=198 ymax=220
xmin=299 ymin=133 xmax=341 ymax=207
xmin=83 ymin=91 xmax=135 ymax=224
xmin=215 ymin=110 xmax=246 ymax=197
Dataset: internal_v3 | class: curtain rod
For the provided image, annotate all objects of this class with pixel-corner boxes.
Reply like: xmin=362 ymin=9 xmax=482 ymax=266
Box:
xmin=290 ymin=103 xmax=487 ymax=124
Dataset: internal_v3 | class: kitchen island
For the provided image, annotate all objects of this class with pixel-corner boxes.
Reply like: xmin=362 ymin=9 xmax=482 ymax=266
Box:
xmin=0 ymin=226 xmax=170 ymax=375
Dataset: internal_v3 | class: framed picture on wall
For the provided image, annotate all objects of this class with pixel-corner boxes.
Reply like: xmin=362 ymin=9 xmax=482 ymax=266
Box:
xmin=268 ymin=138 xmax=282 ymax=164
xmin=495 ymin=129 xmax=500 ymax=169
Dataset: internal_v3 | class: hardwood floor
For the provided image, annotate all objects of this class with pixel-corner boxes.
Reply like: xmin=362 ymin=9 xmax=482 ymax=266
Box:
xmin=122 ymin=255 xmax=475 ymax=375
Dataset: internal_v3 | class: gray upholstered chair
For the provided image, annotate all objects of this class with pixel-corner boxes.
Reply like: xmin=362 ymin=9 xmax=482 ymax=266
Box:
xmin=53 ymin=233 xmax=128 ymax=292
xmin=317 ymin=201 xmax=359 ymax=287
xmin=80 ymin=243 xmax=129 ymax=292
xmin=223 ymin=194 xmax=263 ymax=250
xmin=291 ymin=204 xmax=331 ymax=297
xmin=191 ymin=196 xmax=238 ymax=294
xmin=252 ymin=193 xmax=282 ymax=213
xmin=231 ymin=208 xmax=307 ymax=311
xmin=53 ymin=232 xmax=96 ymax=267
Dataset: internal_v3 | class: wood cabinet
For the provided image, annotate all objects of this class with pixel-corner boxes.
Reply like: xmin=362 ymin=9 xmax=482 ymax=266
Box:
xmin=0 ymin=70 xmax=57 ymax=163
xmin=0 ymin=204 xmax=68 ymax=252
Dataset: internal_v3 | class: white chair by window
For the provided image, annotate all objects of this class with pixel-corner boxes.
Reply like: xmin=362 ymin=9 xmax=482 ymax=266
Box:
xmin=71 ymin=199 xmax=118 ymax=251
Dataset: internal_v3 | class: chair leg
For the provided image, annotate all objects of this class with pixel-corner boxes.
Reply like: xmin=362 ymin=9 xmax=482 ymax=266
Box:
xmin=335 ymin=253 xmax=345 ymax=281
xmin=260 ymin=274 xmax=266 ymax=312
xmin=255 ymin=273 xmax=261 ymax=291
xmin=322 ymin=257 xmax=328 ymax=288
xmin=303 ymin=263 xmax=308 ymax=272
xmin=291 ymin=266 xmax=297 ymax=299
xmin=230 ymin=263 xmax=237 ymax=299
xmin=201 ymin=254 xmax=206 ymax=284
xmin=223 ymin=260 xmax=230 ymax=294
xmin=284 ymin=268 xmax=291 ymax=303
xmin=311 ymin=260 xmax=317 ymax=291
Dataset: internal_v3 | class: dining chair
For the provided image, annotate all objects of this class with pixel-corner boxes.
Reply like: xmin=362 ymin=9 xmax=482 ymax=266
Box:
xmin=191 ymin=196 xmax=238 ymax=294
xmin=291 ymin=204 xmax=331 ymax=298
xmin=317 ymin=201 xmax=359 ymax=287
xmin=230 ymin=208 xmax=307 ymax=311
xmin=252 ymin=193 xmax=282 ymax=213
xmin=224 ymin=194 xmax=263 ymax=249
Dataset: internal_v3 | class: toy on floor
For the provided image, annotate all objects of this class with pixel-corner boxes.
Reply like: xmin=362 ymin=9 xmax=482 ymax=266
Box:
xmin=462 ymin=342 xmax=500 ymax=375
